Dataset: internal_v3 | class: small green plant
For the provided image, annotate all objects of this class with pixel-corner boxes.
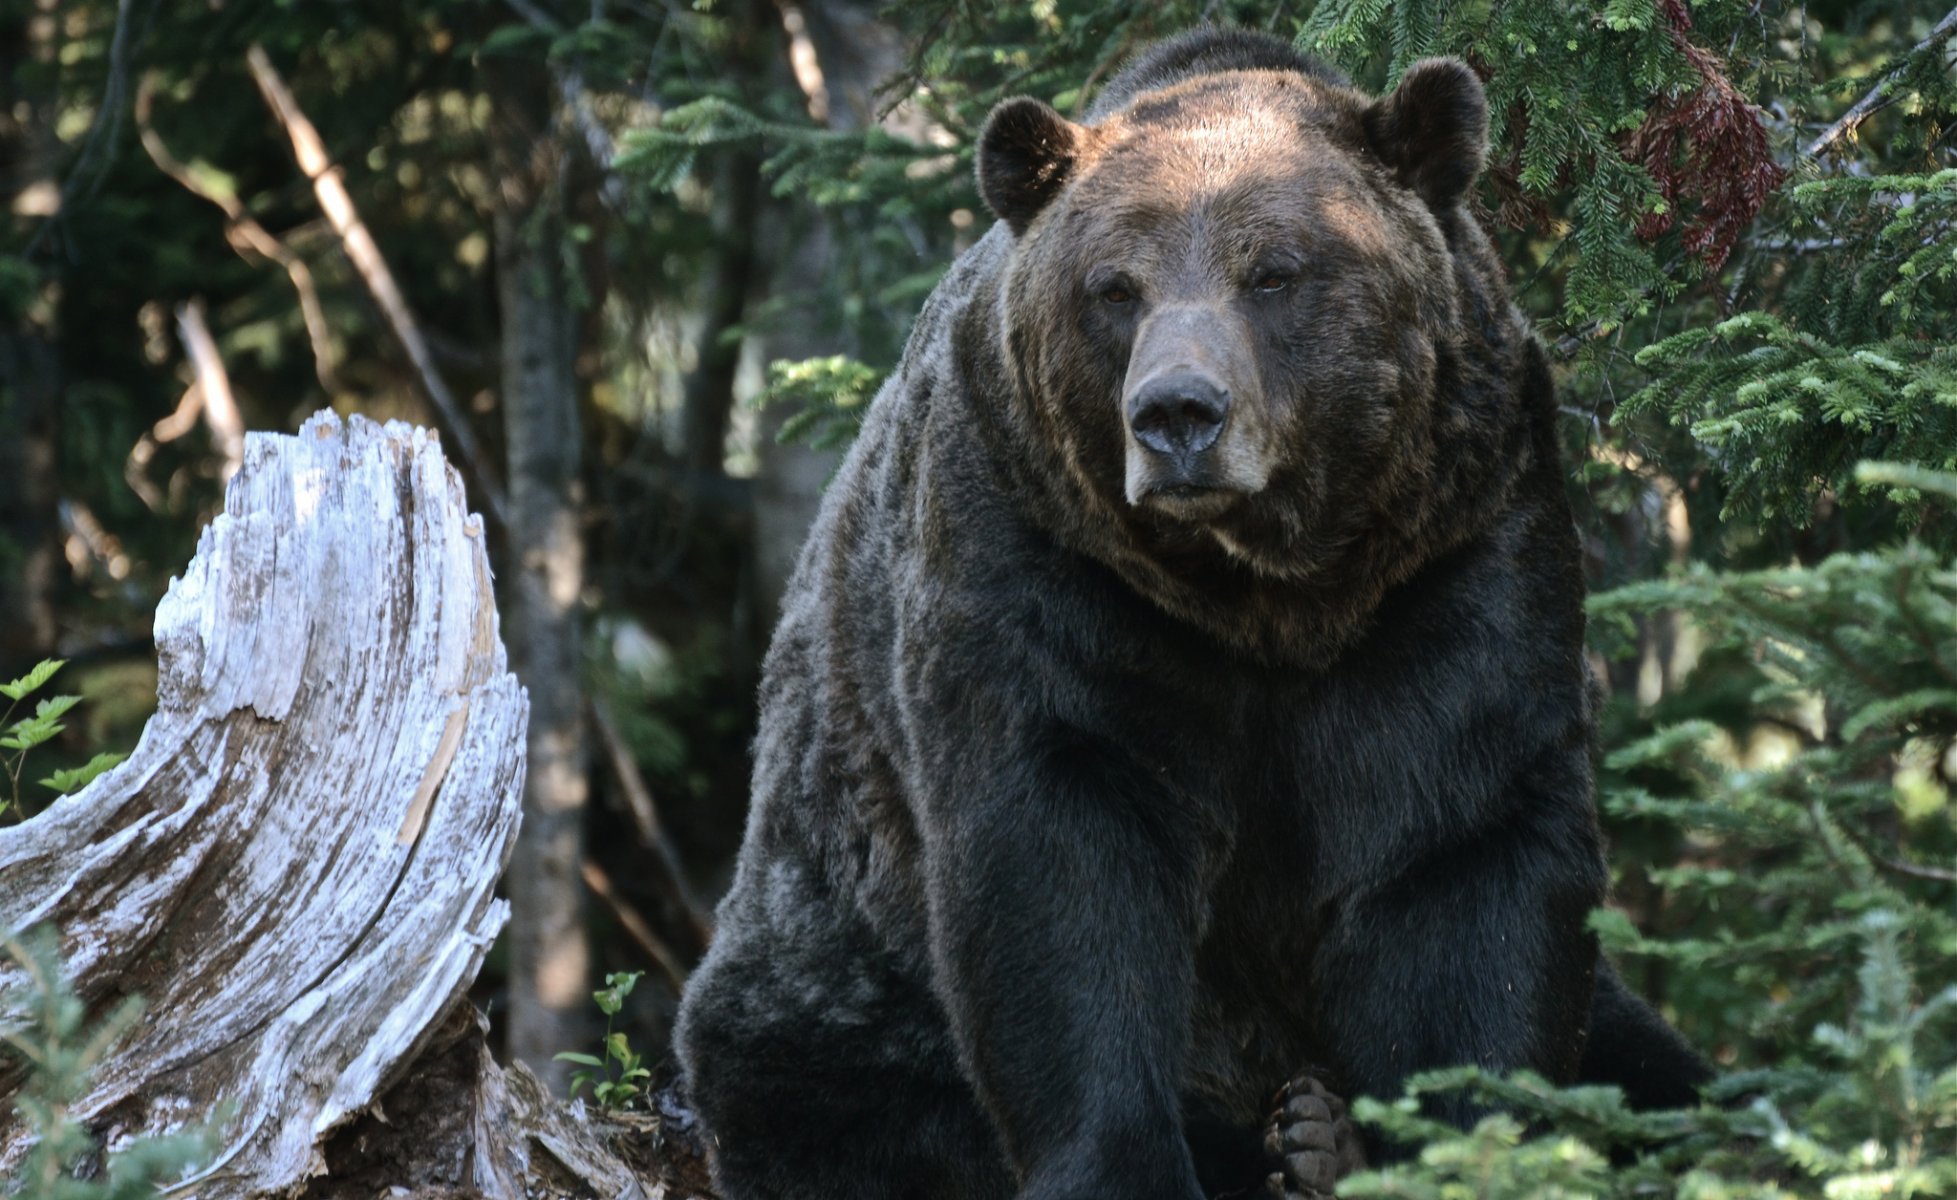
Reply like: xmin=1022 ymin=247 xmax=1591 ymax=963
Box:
xmin=554 ymin=970 xmax=652 ymax=1109
xmin=2 ymin=926 xmax=215 ymax=1198
xmin=1 ymin=660 xmax=125 ymax=822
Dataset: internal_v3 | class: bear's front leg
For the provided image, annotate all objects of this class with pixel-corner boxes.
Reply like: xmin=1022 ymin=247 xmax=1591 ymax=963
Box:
xmin=1307 ymin=808 xmax=1604 ymax=1145
xmin=922 ymin=725 xmax=1219 ymax=1200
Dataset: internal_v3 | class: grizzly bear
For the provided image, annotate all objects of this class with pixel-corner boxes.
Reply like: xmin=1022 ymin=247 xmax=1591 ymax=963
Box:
xmin=674 ymin=27 xmax=1708 ymax=1200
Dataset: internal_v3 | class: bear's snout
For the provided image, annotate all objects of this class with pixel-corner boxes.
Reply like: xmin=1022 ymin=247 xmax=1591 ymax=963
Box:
xmin=1129 ymin=371 xmax=1229 ymax=460
xmin=1120 ymin=307 xmax=1273 ymax=518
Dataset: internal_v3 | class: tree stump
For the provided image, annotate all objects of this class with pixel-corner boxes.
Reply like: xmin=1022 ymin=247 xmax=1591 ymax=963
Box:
xmin=0 ymin=413 xmax=712 ymax=1199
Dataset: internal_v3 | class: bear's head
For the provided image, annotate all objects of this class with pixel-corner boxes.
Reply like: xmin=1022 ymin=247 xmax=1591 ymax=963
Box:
xmin=971 ymin=30 xmax=1541 ymax=665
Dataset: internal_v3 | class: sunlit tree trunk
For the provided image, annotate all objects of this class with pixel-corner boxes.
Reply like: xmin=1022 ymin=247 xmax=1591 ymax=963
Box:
xmin=680 ymin=146 xmax=763 ymax=477
xmin=486 ymin=47 xmax=589 ymax=1091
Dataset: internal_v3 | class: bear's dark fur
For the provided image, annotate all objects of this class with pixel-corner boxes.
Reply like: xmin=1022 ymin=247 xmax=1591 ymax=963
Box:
xmin=675 ymin=28 xmax=1709 ymax=1200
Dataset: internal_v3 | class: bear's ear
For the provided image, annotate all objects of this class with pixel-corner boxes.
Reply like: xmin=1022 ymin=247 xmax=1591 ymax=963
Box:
xmin=1362 ymin=58 xmax=1488 ymax=210
xmin=977 ymin=97 xmax=1090 ymax=236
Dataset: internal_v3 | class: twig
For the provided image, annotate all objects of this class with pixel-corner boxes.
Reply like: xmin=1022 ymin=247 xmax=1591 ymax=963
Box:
xmin=125 ymin=299 xmax=246 ymax=503
xmin=1829 ymin=806 xmax=1957 ymax=885
xmin=244 ymin=44 xmax=509 ymax=530
xmin=1803 ymin=6 xmax=1957 ymax=159
xmin=174 ymin=300 xmax=245 ymax=480
xmin=589 ymin=697 xmax=715 ymax=942
xmin=581 ymin=859 xmax=691 ymax=992
xmin=1868 ymin=853 xmax=1957 ymax=885
xmin=135 ymin=71 xmax=341 ymax=394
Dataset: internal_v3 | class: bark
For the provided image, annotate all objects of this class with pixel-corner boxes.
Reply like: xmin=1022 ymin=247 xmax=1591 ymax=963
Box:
xmin=485 ymin=48 xmax=592 ymax=1093
xmin=0 ymin=413 xmax=524 ymax=1190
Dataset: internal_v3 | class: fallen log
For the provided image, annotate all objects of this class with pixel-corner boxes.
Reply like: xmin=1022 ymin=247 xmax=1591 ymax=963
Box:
xmin=0 ymin=412 xmax=711 ymax=1199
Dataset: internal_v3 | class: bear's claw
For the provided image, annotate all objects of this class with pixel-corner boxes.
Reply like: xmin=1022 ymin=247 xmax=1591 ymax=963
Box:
xmin=1262 ymin=1074 xmax=1364 ymax=1200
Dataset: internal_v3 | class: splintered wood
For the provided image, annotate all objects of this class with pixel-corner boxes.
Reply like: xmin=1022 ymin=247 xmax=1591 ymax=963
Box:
xmin=0 ymin=412 xmax=522 ymax=1191
xmin=0 ymin=413 xmax=713 ymax=1199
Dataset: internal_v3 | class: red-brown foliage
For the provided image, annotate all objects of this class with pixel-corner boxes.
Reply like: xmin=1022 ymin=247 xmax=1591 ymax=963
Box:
xmin=1628 ymin=0 xmax=1787 ymax=271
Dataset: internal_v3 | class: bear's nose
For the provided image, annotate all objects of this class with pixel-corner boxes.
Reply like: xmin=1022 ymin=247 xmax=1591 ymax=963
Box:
xmin=1128 ymin=371 xmax=1229 ymax=460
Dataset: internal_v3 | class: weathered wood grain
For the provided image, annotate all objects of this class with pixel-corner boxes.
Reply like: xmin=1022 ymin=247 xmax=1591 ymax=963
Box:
xmin=0 ymin=412 xmax=522 ymax=1190
xmin=0 ymin=412 xmax=715 ymax=1199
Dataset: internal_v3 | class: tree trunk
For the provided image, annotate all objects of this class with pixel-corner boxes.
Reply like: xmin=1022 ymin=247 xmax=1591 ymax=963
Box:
xmin=0 ymin=330 xmax=60 ymax=677
xmin=0 ymin=4 xmax=64 ymax=679
xmin=0 ymin=413 xmax=524 ymax=1190
xmin=485 ymin=47 xmax=592 ymax=1092
xmin=749 ymin=0 xmax=908 ymax=620
xmin=0 ymin=411 xmax=716 ymax=1198
xmin=679 ymin=148 xmax=763 ymax=477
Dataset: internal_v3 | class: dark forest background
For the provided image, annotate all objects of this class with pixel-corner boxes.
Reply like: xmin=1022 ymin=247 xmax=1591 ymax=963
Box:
xmin=4 ymin=0 xmax=1957 ymax=1191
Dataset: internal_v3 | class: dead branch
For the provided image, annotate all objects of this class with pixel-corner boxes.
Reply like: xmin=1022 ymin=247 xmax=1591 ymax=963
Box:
xmin=244 ymin=45 xmax=509 ymax=530
xmin=1804 ymin=6 xmax=1957 ymax=159
xmin=135 ymin=71 xmax=342 ymax=394
xmin=591 ymin=696 xmax=717 ymax=944
xmin=582 ymin=859 xmax=692 ymax=993
xmin=174 ymin=299 xmax=245 ymax=478
xmin=123 ymin=299 xmax=247 ymax=504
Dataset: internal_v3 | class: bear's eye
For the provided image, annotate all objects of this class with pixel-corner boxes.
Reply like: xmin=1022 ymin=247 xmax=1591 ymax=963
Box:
xmin=1099 ymin=283 xmax=1136 ymax=305
xmin=1252 ymin=271 xmax=1293 ymax=294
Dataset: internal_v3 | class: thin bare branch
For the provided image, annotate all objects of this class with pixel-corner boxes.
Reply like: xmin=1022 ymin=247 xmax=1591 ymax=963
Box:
xmin=590 ymin=697 xmax=716 ymax=942
xmin=1870 ymin=853 xmax=1957 ymax=885
xmin=1804 ymin=6 xmax=1957 ymax=159
xmin=174 ymin=299 xmax=245 ymax=479
xmin=123 ymin=300 xmax=245 ymax=506
xmin=245 ymin=44 xmax=509 ymax=530
xmin=582 ymin=859 xmax=692 ymax=992
xmin=136 ymin=72 xmax=342 ymax=394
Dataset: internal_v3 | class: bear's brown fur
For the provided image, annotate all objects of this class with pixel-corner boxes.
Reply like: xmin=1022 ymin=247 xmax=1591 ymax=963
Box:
xmin=973 ymin=50 xmax=1528 ymax=668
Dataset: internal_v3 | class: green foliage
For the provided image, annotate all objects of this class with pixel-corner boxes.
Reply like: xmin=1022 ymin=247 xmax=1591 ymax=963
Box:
xmin=1300 ymin=0 xmax=1689 ymax=326
xmin=1355 ymin=460 xmax=1957 ymax=1193
xmin=1341 ymin=1068 xmax=1765 ymax=1198
xmin=620 ymin=99 xmax=941 ymax=211
xmin=554 ymin=970 xmax=652 ymax=1109
xmin=755 ymin=355 xmax=884 ymax=451
xmin=1628 ymin=170 xmax=1957 ymax=531
xmin=1 ymin=662 xmax=126 ymax=822
xmin=1 ymin=928 xmax=215 ymax=1198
